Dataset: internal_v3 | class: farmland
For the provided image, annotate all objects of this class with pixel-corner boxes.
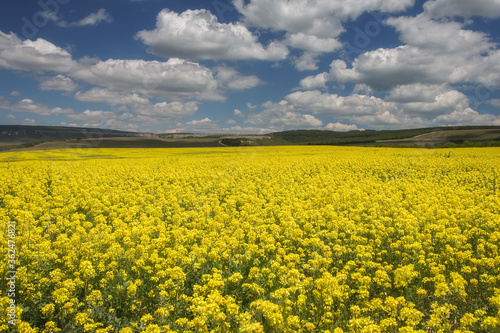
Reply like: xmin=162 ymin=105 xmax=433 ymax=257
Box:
xmin=2 ymin=125 xmax=500 ymax=152
xmin=1 ymin=146 xmax=500 ymax=332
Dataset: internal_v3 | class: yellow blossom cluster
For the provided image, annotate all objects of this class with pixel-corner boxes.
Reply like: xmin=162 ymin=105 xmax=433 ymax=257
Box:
xmin=0 ymin=146 xmax=499 ymax=332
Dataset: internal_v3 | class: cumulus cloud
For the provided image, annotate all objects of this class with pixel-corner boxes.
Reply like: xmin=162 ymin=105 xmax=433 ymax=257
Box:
xmin=132 ymin=101 xmax=199 ymax=119
xmin=286 ymin=90 xmax=394 ymax=116
xmin=385 ymin=84 xmax=471 ymax=115
xmin=66 ymin=104 xmax=201 ymax=131
xmin=303 ymin=14 xmax=500 ymax=91
xmin=71 ymin=58 xmax=222 ymax=100
xmin=245 ymin=100 xmax=323 ymax=130
xmin=299 ymin=72 xmax=328 ymax=90
xmin=39 ymin=75 xmax=77 ymax=91
xmin=0 ymin=98 xmax=74 ymax=116
xmin=234 ymin=0 xmax=414 ymax=38
xmin=268 ymin=84 xmax=493 ymax=129
xmin=387 ymin=14 xmax=493 ymax=55
xmin=67 ymin=109 xmax=117 ymax=123
xmin=351 ymin=110 xmax=418 ymax=128
xmin=215 ymin=67 xmax=264 ymax=90
xmin=233 ymin=0 xmax=414 ymax=71
xmin=433 ymin=108 xmax=500 ymax=126
xmin=22 ymin=118 xmax=36 ymax=125
xmin=0 ymin=30 xmax=234 ymax=102
xmin=171 ymin=119 xmax=270 ymax=134
xmin=0 ymin=31 xmax=76 ymax=72
xmin=75 ymin=88 xmax=149 ymax=105
xmin=135 ymin=9 xmax=288 ymax=61
xmin=386 ymin=83 xmax=451 ymax=103
xmin=291 ymin=52 xmax=322 ymax=71
xmin=172 ymin=118 xmax=225 ymax=133
xmin=326 ymin=122 xmax=363 ymax=131
xmin=65 ymin=110 xmax=144 ymax=132
xmin=284 ymin=32 xmax=341 ymax=52
xmin=489 ymin=99 xmax=500 ymax=107
xmin=424 ymin=0 xmax=500 ymax=18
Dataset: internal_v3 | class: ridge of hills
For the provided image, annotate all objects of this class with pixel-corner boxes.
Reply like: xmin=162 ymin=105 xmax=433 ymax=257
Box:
xmin=1 ymin=125 xmax=500 ymax=151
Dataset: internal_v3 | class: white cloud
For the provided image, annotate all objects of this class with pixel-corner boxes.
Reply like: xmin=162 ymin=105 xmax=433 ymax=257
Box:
xmin=39 ymin=75 xmax=77 ymax=91
xmin=299 ymin=72 xmax=328 ymax=90
xmin=326 ymin=122 xmax=363 ymax=131
xmin=67 ymin=109 xmax=117 ymax=123
xmin=235 ymin=0 xmax=413 ymax=71
xmin=387 ymin=14 xmax=493 ymax=55
xmin=135 ymin=9 xmax=288 ymax=61
xmin=75 ymin=88 xmax=149 ymax=105
xmin=292 ymin=52 xmax=322 ymax=71
xmin=234 ymin=109 xmax=244 ymax=116
xmin=245 ymin=100 xmax=323 ymax=130
xmin=65 ymin=110 xmax=143 ymax=131
xmin=351 ymin=110 xmax=419 ymax=128
xmin=0 ymin=30 xmax=234 ymax=102
xmin=72 ymin=94 xmax=199 ymax=125
xmin=286 ymin=90 xmax=394 ymax=116
xmin=215 ymin=67 xmax=264 ymax=91
xmin=10 ymin=91 xmax=21 ymax=96
xmin=400 ymin=91 xmax=470 ymax=115
xmin=489 ymin=99 xmax=500 ymax=107
xmin=66 ymin=106 xmax=198 ymax=131
xmin=247 ymin=103 xmax=258 ymax=110
xmin=433 ymin=108 xmax=500 ymax=126
xmin=174 ymin=117 xmax=223 ymax=133
xmin=386 ymin=83 xmax=451 ymax=103
xmin=386 ymin=84 xmax=470 ymax=115
xmin=306 ymin=14 xmax=500 ymax=91
xmin=132 ymin=101 xmax=198 ymax=119
xmin=22 ymin=118 xmax=36 ymax=125
xmin=0 ymin=98 xmax=74 ymax=116
xmin=171 ymin=119 xmax=270 ymax=134
xmin=234 ymin=0 xmax=414 ymax=38
xmin=54 ymin=8 xmax=113 ymax=27
xmin=186 ymin=117 xmax=215 ymax=126
xmin=0 ymin=32 xmax=76 ymax=72
xmin=424 ymin=0 xmax=500 ymax=18
xmin=278 ymin=86 xmax=488 ymax=129
xmin=71 ymin=58 xmax=222 ymax=101
xmin=353 ymin=84 xmax=373 ymax=95
xmin=284 ymin=33 xmax=341 ymax=52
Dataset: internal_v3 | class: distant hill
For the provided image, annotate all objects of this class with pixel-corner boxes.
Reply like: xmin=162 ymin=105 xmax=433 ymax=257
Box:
xmin=0 ymin=125 xmax=155 ymax=141
xmin=2 ymin=125 xmax=500 ymax=151
xmin=0 ymin=125 xmax=156 ymax=150
xmin=267 ymin=126 xmax=500 ymax=147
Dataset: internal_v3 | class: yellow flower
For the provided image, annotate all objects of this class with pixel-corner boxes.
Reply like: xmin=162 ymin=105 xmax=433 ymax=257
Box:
xmin=43 ymin=321 xmax=61 ymax=332
xmin=41 ymin=303 xmax=55 ymax=317
xmin=80 ymin=261 xmax=96 ymax=280
xmin=141 ymin=314 xmax=154 ymax=325
xmin=2 ymin=146 xmax=500 ymax=332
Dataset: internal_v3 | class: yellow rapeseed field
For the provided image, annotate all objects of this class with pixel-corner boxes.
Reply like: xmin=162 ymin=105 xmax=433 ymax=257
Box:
xmin=1 ymin=146 xmax=499 ymax=332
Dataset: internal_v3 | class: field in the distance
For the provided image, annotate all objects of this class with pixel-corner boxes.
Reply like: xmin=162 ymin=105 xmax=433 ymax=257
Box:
xmin=2 ymin=125 xmax=500 ymax=151
xmin=1 ymin=146 xmax=499 ymax=332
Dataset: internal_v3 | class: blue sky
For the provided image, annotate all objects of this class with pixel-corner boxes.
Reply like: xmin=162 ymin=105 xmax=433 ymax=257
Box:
xmin=1 ymin=0 xmax=500 ymax=134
